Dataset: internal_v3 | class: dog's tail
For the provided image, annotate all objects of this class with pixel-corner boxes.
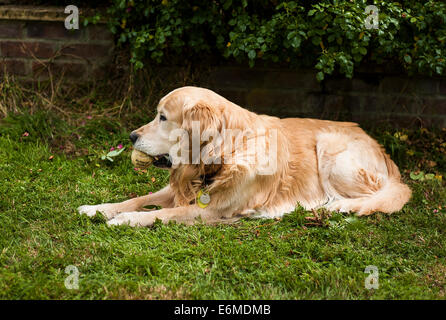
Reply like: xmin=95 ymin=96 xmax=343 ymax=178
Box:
xmin=355 ymin=177 xmax=412 ymax=216
xmin=355 ymin=152 xmax=411 ymax=216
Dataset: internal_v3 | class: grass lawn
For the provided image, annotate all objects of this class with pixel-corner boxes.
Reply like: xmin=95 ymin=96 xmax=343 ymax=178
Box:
xmin=0 ymin=110 xmax=445 ymax=300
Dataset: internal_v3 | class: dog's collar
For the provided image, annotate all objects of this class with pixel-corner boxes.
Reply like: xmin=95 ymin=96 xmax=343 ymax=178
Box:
xmin=199 ymin=170 xmax=219 ymax=188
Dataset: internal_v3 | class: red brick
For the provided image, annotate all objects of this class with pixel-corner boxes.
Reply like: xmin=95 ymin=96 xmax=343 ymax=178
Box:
xmin=88 ymin=25 xmax=114 ymax=42
xmin=0 ymin=59 xmax=27 ymax=76
xmin=26 ymin=21 xmax=83 ymax=40
xmin=32 ymin=61 xmax=88 ymax=79
xmin=360 ymin=96 xmax=383 ymax=113
xmin=263 ymin=70 xmax=320 ymax=91
xmin=0 ymin=21 xmax=24 ymax=38
xmin=0 ymin=41 xmax=56 ymax=59
xmin=410 ymin=79 xmax=439 ymax=95
xmin=211 ymin=88 xmax=247 ymax=106
xmin=422 ymin=116 xmax=446 ymax=128
xmin=90 ymin=64 xmax=109 ymax=79
xmin=60 ymin=43 xmax=111 ymax=59
xmin=361 ymin=95 xmax=413 ymax=114
xmin=351 ymin=78 xmax=379 ymax=92
xmin=344 ymin=95 xmax=362 ymax=113
xmin=440 ymin=80 xmax=446 ymax=95
xmin=274 ymin=93 xmax=323 ymax=117
xmin=380 ymin=77 xmax=409 ymax=94
xmin=357 ymin=113 xmax=417 ymax=127
xmin=325 ymin=78 xmax=352 ymax=93
xmin=351 ymin=113 xmax=367 ymax=123
xmin=245 ymin=88 xmax=301 ymax=115
xmin=414 ymin=98 xmax=446 ymax=115
xmin=209 ymin=67 xmax=265 ymax=88
xmin=321 ymin=95 xmax=347 ymax=119
xmin=301 ymin=94 xmax=324 ymax=114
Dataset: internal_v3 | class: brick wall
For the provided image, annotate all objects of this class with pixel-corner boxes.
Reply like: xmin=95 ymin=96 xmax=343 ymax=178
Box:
xmin=0 ymin=5 xmax=114 ymax=81
xmin=1 ymin=5 xmax=445 ymax=127
xmin=205 ymin=67 xmax=446 ymax=127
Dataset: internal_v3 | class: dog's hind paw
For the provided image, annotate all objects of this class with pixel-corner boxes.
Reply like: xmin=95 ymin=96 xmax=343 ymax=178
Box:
xmin=324 ymin=199 xmax=361 ymax=214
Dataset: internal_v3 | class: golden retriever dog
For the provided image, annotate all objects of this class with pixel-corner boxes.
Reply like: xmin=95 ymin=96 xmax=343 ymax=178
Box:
xmin=78 ymin=86 xmax=411 ymax=227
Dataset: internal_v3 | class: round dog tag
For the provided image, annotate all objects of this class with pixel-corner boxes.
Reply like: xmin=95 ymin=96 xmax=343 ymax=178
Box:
xmin=197 ymin=189 xmax=210 ymax=208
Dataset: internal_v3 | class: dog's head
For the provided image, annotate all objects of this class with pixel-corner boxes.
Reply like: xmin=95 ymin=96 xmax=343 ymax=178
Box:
xmin=130 ymin=86 xmax=277 ymax=205
xmin=129 ymin=86 xmax=225 ymax=169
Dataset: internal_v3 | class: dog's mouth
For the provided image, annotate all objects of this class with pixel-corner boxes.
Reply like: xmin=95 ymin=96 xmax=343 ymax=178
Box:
xmin=152 ymin=154 xmax=172 ymax=169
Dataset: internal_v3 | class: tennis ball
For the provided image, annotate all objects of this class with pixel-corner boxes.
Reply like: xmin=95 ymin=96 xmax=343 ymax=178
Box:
xmin=131 ymin=149 xmax=154 ymax=168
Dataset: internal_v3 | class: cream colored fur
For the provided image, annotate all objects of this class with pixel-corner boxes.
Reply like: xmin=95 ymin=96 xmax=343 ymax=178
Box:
xmin=78 ymin=86 xmax=411 ymax=227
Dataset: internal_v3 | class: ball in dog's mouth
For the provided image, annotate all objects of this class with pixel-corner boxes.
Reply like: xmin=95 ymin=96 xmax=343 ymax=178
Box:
xmin=131 ymin=149 xmax=172 ymax=169
xmin=131 ymin=149 xmax=154 ymax=169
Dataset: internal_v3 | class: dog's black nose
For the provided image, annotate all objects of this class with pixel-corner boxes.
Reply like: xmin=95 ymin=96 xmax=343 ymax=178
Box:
xmin=129 ymin=132 xmax=139 ymax=144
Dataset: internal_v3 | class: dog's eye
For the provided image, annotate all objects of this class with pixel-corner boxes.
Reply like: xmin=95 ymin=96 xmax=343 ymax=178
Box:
xmin=160 ymin=115 xmax=167 ymax=121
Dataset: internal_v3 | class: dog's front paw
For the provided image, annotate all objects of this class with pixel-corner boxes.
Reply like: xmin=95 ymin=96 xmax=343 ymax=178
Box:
xmin=77 ymin=205 xmax=100 ymax=217
xmin=107 ymin=212 xmax=156 ymax=227
xmin=77 ymin=203 xmax=121 ymax=219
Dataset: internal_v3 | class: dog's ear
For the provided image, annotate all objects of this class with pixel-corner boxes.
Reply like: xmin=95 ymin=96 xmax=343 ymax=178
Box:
xmin=181 ymin=100 xmax=224 ymax=167
xmin=182 ymin=101 xmax=222 ymax=134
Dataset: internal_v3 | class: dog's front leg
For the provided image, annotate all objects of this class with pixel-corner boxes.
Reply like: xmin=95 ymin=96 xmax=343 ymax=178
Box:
xmin=77 ymin=186 xmax=175 ymax=219
xmin=107 ymin=204 xmax=227 ymax=227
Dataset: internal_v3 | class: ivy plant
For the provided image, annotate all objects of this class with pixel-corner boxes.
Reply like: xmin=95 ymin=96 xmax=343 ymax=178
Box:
xmin=87 ymin=0 xmax=446 ymax=80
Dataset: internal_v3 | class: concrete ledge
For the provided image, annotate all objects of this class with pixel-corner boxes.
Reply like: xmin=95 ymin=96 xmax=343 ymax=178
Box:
xmin=0 ymin=5 xmax=101 ymax=22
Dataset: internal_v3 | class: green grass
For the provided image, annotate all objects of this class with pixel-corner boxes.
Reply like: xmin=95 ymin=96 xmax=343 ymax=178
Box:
xmin=0 ymin=111 xmax=445 ymax=300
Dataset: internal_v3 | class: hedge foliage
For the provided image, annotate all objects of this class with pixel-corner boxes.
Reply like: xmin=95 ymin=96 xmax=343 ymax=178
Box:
xmin=94 ymin=0 xmax=445 ymax=79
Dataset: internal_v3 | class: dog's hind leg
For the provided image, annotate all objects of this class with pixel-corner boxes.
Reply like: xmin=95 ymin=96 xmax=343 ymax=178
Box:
xmin=317 ymin=130 xmax=411 ymax=216
xmin=77 ymin=185 xmax=175 ymax=219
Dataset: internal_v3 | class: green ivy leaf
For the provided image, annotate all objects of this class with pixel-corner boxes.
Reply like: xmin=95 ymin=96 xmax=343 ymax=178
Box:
xmin=425 ymin=173 xmax=435 ymax=180
xmin=291 ymin=36 xmax=301 ymax=48
xmin=410 ymin=171 xmax=424 ymax=180
xmin=344 ymin=217 xmax=358 ymax=224
xmin=311 ymin=36 xmax=322 ymax=46
xmin=107 ymin=148 xmax=125 ymax=157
